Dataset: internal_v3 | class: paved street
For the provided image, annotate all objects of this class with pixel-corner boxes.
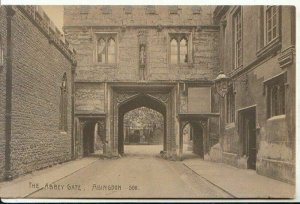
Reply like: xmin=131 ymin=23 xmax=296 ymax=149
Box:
xmin=27 ymin=145 xmax=231 ymax=198
xmin=0 ymin=145 xmax=295 ymax=199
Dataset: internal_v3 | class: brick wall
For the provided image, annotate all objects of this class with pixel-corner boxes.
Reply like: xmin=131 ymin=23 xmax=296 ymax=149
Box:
xmin=0 ymin=6 xmax=8 ymax=180
xmin=6 ymin=7 xmax=73 ymax=179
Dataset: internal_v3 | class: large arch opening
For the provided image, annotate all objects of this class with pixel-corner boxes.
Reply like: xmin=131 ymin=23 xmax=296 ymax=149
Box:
xmin=118 ymin=94 xmax=167 ymax=156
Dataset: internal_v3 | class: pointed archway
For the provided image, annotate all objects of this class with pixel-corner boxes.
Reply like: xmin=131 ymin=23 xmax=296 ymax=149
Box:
xmin=118 ymin=94 xmax=167 ymax=155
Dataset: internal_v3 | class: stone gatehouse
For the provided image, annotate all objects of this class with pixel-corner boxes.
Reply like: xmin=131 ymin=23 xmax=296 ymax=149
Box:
xmin=63 ymin=6 xmax=220 ymax=159
xmin=0 ymin=5 xmax=295 ymax=185
xmin=64 ymin=5 xmax=295 ymax=184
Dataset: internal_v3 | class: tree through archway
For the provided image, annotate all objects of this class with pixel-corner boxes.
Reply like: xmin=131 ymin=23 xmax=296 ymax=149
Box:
xmin=118 ymin=94 xmax=167 ymax=155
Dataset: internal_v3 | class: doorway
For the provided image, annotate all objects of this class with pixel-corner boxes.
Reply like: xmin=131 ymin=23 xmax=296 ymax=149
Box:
xmin=239 ymin=107 xmax=256 ymax=170
xmin=83 ymin=122 xmax=95 ymax=156
xmin=118 ymin=94 xmax=167 ymax=156
xmin=181 ymin=121 xmax=204 ymax=159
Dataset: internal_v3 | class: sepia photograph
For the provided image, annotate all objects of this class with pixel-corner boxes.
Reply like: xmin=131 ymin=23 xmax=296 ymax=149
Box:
xmin=0 ymin=2 xmax=297 ymax=201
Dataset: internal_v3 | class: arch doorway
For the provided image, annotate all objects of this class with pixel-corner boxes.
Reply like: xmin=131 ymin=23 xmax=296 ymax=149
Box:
xmin=178 ymin=113 xmax=220 ymax=160
xmin=82 ymin=121 xmax=106 ymax=157
xmin=118 ymin=94 xmax=167 ymax=155
xmin=82 ymin=122 xmax=96 ymax=156
xmin=74 ymin=115 xmax=106 ymax=159
xmin=181 ymin=122 xmax=204 ymax=159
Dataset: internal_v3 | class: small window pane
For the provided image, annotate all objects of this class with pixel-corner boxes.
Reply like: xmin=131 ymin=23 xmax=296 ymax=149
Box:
xmin=268 ymin=76 xmax=285 ymax=118
xmin=170 ymin=39 xmax=178 ymax=64
xmin=233 ymin=9 xmax=242 ymax=68
xmin=271 ymin=86 xmax=278 ymax=116
xmin=98 ymin=39 xmax=106 ymax=63
xmin=107 ymin=38 xmax=116 ymax=63
xmin=180 ymin=38 xmax=188 ymax=63
xmin=266 ymin=6 xmax=278 ymax=43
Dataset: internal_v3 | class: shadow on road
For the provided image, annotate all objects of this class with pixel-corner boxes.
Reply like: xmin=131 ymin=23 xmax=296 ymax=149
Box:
xmin=181 ymin=153 xmax=202 ymax=160
xmin=122 ymin=144 xmax=163 ymax=158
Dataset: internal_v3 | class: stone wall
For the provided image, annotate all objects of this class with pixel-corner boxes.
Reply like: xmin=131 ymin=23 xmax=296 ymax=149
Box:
xmin=65 ymin=28 xmax=219 ymax=82
xmin=0 ymin=6 xmax=8 ymax=180
xmin=75 ymin=83 xmax=105 ymax=113
xmin=2 ymin=7 xmax=74 ymax=179
xmin=215 ymin=6 xmax=295 ymax=183
xmin=65 ymin=6 xmax=221 ymax=158
xmin=64 ymin=6 xmax=220 ymax=83
xmin=64 ymin=6 xmax=215 ymax=27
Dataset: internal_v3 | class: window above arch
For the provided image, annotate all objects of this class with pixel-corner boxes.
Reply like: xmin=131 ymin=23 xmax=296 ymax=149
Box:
xmin=179 ymin=38 xmax=188 ymax=64
xmin=107 ymin=38 xmax=116 ymax=63
xmin=170 ymin=38 xmax=178 ymax=64
xmin=95 ymin=33 xmax=118 ymax=64
xmin=169 ymin=33 xmax=191 ymax=65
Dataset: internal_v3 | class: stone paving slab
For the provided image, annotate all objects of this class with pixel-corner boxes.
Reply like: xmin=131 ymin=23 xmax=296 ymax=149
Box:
xmin=182 ymin=158 xmax=295 ymax=199
xmin=0 ymin=157 xmax=98 ymax=198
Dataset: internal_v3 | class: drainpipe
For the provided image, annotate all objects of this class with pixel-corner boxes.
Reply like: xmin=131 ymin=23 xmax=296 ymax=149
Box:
xmin=4 ymin=6 xmax=15 ymax=181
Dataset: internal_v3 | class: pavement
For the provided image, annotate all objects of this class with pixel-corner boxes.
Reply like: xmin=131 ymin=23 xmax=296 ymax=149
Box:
xmin=0 ymin=157 xmax=98 ymax=198
xmin=0 ymin=145 xmax=296 ymax=199
xmin=182 ymin=153 xmax=295 ymax=198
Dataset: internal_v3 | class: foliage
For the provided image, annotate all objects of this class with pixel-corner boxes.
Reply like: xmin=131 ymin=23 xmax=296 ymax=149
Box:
xmin=124 ymin=107 xmax=164 ymax=129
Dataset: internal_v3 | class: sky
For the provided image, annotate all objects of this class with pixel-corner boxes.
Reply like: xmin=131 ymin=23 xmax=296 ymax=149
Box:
xmin=42 ymin=6 xmax=64 ymax=32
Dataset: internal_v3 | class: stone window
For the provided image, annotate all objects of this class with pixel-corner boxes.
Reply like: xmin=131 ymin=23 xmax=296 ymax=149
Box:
xmin=145 ymin=6 xmax=156 ymax=15
xmin=257 ymin=6 xmax=281 ymax=56
xmin=170 ymin=39 xmax=178 ymax=64
xmin=233 ymin=7 xmax=242 ymax=69
xmin=225 ymin=85 xmax=235 ymax=123
xmin=96 ymin=34 xmax=117 ymax=64
xmin=60 ymin=73 xmax=68 ymax=132
xmin=265 ymin=73 xmax=286 ymax=118
xmin=169 ymin=34 xmax=189 ymax=65
xmin=265 ymin=6 xmax=279 ymax=44
xmin=0 ymin=35 xmax=3 ymax=67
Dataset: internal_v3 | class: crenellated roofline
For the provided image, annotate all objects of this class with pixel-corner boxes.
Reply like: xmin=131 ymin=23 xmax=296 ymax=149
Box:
xmin=16 ymin=6 xmax=77 ymax=65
